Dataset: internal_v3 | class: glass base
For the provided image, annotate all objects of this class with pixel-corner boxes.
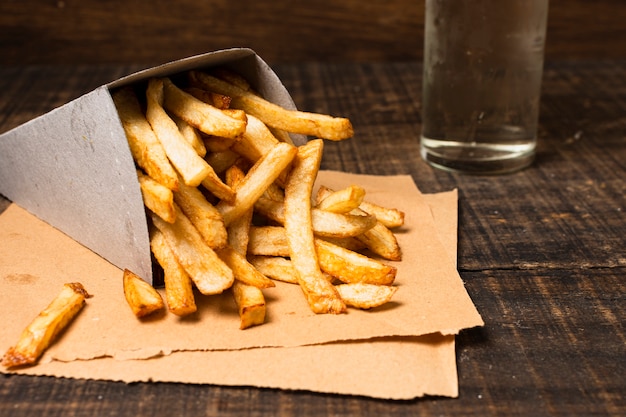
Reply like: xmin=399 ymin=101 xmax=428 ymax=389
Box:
xmin=420 ymin=137 xmax=535 ymax=175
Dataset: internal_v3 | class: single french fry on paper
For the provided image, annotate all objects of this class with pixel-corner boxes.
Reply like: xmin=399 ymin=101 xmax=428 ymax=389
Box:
xmin=123 ymin=269 xmax=165 ymax=318
xmin=314 ymin=239 xmax=397 ymax=286
xmin=231 ymin=280 xmax=266 ymax=330
xmin=2 ymin=283 xmax=91 ymax=368
xmin=334 ymin=283 xmax=398 ymax=310
xmin=284 ymin=139 xmax=346 ymax=314
xmin=315 ymin=185 xmax=366 ymax=214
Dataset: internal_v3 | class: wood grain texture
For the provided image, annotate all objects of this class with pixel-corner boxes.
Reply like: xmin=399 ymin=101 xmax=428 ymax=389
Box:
xmin=1 ymin=0 xmax=625 ymax=66
xmin=0 ymin=60 xmax=625 ymax=415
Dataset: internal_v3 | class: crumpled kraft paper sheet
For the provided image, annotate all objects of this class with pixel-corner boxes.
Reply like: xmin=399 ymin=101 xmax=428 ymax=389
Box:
xmin=0 ymin=171 xmax=482 ymax=399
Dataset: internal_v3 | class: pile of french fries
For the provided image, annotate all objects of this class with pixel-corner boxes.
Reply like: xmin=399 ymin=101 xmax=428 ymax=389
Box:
xmin=1 ymin=66 xmax=407 ymax=369
xmin=2 ymin=65 xmax=404 ymax=368
xmin=113 ymin=67 xmax=406 ymax=327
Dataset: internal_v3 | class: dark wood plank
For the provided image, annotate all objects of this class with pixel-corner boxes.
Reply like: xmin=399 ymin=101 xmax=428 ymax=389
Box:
xmin=1 ymin=0 xmax=625 ymax=65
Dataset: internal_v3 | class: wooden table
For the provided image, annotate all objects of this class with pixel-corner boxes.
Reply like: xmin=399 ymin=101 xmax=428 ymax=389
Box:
xmin=0 ymin=60 xmax=624 ymax=416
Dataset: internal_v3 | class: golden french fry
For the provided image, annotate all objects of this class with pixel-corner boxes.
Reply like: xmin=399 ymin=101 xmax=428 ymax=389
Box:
xmin=248 ymin=256 xmax=299 ymax=284
xmin=334 ymin=283 xmax=398 ymax=310
xmin=174 ymin=178 xmax=228 ymax=249
xmin=216 ymin=142 xmax=297 ymax=226
xmin=315 ymin=184 xmax=366 ymax=214
xmin=315 ymin=239 xmax=396 ymax=286
xmin=358 ymin=200 xmax=405 ymax=229
xmin=1 ymin=283 xmax=90 ymax=368
xmin=224 ymin=165 xmax=253 ymax=254
xmin=150 ymin=228 xmax=197 ymax=316
xmin=146 ymin=78 xmax=212 ymax=187
xmin=232 ymin=114 xmax=280 ymax=163
xmin=123 ymin=269 xmax=165 ymax=318
xmin=254 ymin=196 xmax=376 ymax=238
xmin=162 ymin=77 xmax=247 ymax=139
xmin=173 ymin=115 xmax=207 ymax=157
xmin=216 ymin=246 xmax=275 ymax=289
xmin=112 ymin=87 xmax=179 ymax=191
xmin=189 ymin=70 xmax=354 ymax=141
xmin=317 ymin=186 xmax=402 ymax=261
xmin=284 ymin=139 xmax=346 ymax=314
xmin=232 ymin=281 xmax=265 ymax=330
xmin=137 ymin=169 xmax=176 ymax=223
xmin=150 ymin=205 xmax=234 ymax=295
xmin=247 ymin=226 xmax=291 ymax=257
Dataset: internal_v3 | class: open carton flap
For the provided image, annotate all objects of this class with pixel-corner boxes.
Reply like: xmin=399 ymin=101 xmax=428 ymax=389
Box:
xmin=0 ymin=48 xmax=303 ymax=284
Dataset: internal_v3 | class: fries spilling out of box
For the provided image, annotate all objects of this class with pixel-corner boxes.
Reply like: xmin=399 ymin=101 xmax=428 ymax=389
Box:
xmin=0 ymin=49 xmax=482 ymax=399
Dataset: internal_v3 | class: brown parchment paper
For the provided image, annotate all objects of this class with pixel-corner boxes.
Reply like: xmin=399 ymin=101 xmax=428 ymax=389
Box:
xmin=0 ymin=171 xmax=480 ymax=399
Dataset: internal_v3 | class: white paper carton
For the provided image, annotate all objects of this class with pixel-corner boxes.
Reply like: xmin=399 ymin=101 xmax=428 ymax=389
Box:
xmin=0 ymin=48 xmax=304 ymax=283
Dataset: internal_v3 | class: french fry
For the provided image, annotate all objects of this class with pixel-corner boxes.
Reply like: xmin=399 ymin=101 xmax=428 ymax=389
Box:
xmin=146 ymin=78 xmax=212 ymax=187
xmin=150 ymin=228 xmax=197 ymax=316
xmin=358 ymin=200 xmax=405 ymax=229
xmin=137 ymin=169 xmax=176 ymax=223
xmin=150 ymin=205 xmax=234 ymax=295
xmin=315 ymin=185 xmax=366 ymax=214
xmin=231 ymin=281 xmax=266 ymax=330
xmin=232 ymin=114 xmax=280 ymax=163
xmin=2 ymin=283 xmax=90 ymax=368
xmin=173 ymin=178 xmax=228 ymax=249
xmin=173 ymin=115 xmax=207 ymax=157
xmin=216 ymin=142 xmax=297 ymax=226
xmin=247 ymin=226 xmax=396 ymax=285
xmin=247 ymin=226 xmax=291 ymax=257
xmin=162 ymin=77 xmax=247 ymax=139
xmin=216 ymin=246 xmax=275 ymax=289
xmin=284 ymin=139 xmax=346 ymax=314
xmin=189 ymin=70 xmax=354 ymax=141
xmin=315 ymin=239 xmax=396 ymax=285
xmin=123 ymin=269 xmax=165 ymax=318
xmin=254 ymin=196 xmax=377 ymax=238
xmin=112 ymin=87 xmax=179 ymax=191
xmin=334 ymin=283 xmax=398 ymax=309
xmin=248 ymin=256 xmax=299 ymax=284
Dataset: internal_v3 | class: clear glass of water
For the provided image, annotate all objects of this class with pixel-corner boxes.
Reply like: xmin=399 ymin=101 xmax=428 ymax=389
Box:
xmin=420 ymin=0 xmax=549 ymax=174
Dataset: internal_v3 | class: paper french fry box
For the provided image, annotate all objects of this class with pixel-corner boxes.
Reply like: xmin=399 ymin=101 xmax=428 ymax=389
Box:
xmin=0 ymin=48 xmax=304 ymax=283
